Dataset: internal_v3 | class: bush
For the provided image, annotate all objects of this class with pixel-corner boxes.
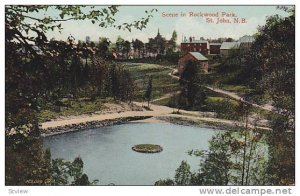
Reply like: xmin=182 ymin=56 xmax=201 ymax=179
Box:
xmin=204 ymin=97 xmax=241 ymax=120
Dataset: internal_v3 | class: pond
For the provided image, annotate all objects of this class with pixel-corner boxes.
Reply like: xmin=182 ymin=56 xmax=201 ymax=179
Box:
xmin=43 ymin=122 xmax=220 ymax=185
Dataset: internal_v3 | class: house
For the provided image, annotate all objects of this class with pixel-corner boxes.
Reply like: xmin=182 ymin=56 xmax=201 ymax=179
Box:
xmin=219 ymin=36 xmax=255 ymax=56
xmin=238 ymin=35 xmax=255 ymax=54
xmin=209 ymin=43 xmax=222 ymax=55
xmin=180 ymin=37 xmax=210 ymax=55
xmin=178 ymin=52 xmax=209 ymax=74
xmin=220 ymin=41 xmax=240 ymax=56
xmin=239 ymin=35 xmax=255 ymax=43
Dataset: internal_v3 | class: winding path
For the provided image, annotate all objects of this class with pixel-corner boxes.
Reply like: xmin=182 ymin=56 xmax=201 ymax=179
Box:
xmin=152 ymin=91 xmax=181 ymax=102
xmin=166 ymin=67 xmax=274 ymax=112
xmin=41 ymin=101 xmax=270 ymax=132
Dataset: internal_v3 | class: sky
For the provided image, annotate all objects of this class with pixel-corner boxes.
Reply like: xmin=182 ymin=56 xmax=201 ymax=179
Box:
xmin=38 ymin=5 xmax=289 ymax=43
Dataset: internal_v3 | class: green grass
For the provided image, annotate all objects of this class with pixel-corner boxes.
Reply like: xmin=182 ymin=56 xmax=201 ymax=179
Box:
xmin=203 ymin=96 xmax=241 ymax=120
xmin=133 ymin=144 xmax=161 ymax=151
xmin=123 ymin=63 xmax=180 ymax=101
xmin=206 ymin=96 xmax=239 ymax=106
xmin=38 ymin=98 xmax=108 ymax=122
xmin=126 ymin=63 xmax=164 ymax=71
xmin=250 ymin=106 xmax=273 ymax=119
xmin=220 ymin=85 xmax=253 ymax=95
xmin=206 ymin=96 xmax=226 ymax=102
xmin=152 ymin=97 xmax=172 ymax=106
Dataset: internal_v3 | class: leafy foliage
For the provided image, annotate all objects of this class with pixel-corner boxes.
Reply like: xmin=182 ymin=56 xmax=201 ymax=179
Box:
xmin=144 ymin=75 xmax=153 ymax=107
xmin=179 ymin=61 xmax=206 ymax=110
xmin=154 ymin=178 xmax=175 ymax=186
xmin=6 ymin=5 xmax=152 ymax=143
xmin=5 ymin=5 xmax=155 ymax=185
xmin=249 ymin=6 xmax=295 ymax=185
xmin=5 ymin=140 xmax=52 ymax=185
xmin=133 ymin=39 xmax=145 ymax=57
xmin=51 ymin=157 xmax=98 ymax=185
xmin=155 ymin=130 xmax=269 ymax=186
xmin=6 ymin=6 xmax=156 ymax=52
xmin=6 ymin=139 xmax=98 ymax=185
xmin=204 ymin=97 xmax=240 ymax=120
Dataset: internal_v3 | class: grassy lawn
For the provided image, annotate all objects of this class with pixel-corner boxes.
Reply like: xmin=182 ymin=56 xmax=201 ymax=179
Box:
xmin=152 ymin=96 xmax=172 ymax=105
xmin=206 ymin=96 xmax=226 ymax=102
xmin=203 ymin=96 xmax=241 ymax=120
xmin=133 ymin=144 xmax=161 ymax=150
xmin=205 ymin=96 xmax=239 ymax=106
xmin=38 ymin=98 xmax=108 ymax=122
xmin=219 ymin=84 xmax=253 ymax=96
xmin=250 ymin=106 xmax=273 ymax=119
xmin=123 ymin=63 xmax=180 ymax=101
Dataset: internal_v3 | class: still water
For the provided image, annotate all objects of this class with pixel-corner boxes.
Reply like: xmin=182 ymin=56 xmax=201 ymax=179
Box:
xmin=43 ymin=122 xmax=220 ymax=185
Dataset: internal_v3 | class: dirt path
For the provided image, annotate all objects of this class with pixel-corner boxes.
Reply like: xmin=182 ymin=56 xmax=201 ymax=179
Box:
xmin=152 ymin=91 xmax=181 ymax=102
xmin=41 ymin=101 xmax=270 ymax=131
xmin=123 ymin=63 xmax=273 ymax=112
xmin=166 ymin=67 xmax=274 ymax=112
xmin=205 ymin=86 xmax=274 ymax=111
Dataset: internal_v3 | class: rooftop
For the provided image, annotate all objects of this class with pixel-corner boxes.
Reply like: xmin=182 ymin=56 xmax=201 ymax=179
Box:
xmin=188 ymin=52 xmax=208 ymax=61
xmin=182 ymin=40 xmax=209 ymax=44
xmin=239 ymin=35 xmax=255 ymax=43
xmin=220 ymin=42 xmax=240 ymax=50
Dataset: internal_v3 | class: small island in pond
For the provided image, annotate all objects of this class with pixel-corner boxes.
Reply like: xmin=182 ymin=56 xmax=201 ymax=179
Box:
xmin=132 ymin=144 xmax=163 ymax=153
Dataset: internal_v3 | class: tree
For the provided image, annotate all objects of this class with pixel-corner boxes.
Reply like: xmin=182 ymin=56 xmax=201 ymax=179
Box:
xmin=225 ymin=37 xmax=234 ymax=42
xmin=6 ymin=5 xmax=156 ymax=134
xmin=5 ymin=5 xmax=157 ymax=185
xmin=174 ymin=161 xmax=192 ymax=185
xmin=122 ymin=40 xmax=131 ymax=58
xmin=168 ymin=30 xmax=178 ymax=53
xmin=248 ymin=6 xmax=295 ymax=185
xmin=133 ymin=39 xmax=144 ymax=57
xmin=51 ymin=157 xmax=98 ymax=185
xmin=237 ymin=101 xmax=252 ymax=185
xmin=144 ymin=75 xmax=153 ymax=108
xmin=97 ymin=37 xmax=111 ymax=58
xmin=5 ymin=5 xmax=156 ymax=53
xmin=90 ymin=57 xmax=107 ymax=98
xmin=115 ymin=36 xmax=125 ymax=55
xmin=154 ymin=178 xmax=175 ymax=186
xmin=179 ymin=61 xmax=206 ymax=109
xmin=69 ymin=55 xmax=83 ymax=96
xmin=155 ymin=130 xmax=269 ymax=186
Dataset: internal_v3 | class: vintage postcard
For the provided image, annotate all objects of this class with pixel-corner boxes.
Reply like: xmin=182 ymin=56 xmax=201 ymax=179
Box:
xmin=4 ymin=4 xmax=295 ymax=194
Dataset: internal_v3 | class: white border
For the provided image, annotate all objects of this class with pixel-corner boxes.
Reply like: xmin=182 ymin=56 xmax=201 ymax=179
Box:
xmin=1 ymin=0 xmax=298 ymax=196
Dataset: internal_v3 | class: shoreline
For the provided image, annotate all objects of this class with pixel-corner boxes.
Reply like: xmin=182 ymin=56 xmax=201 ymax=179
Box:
xmin=40 ymin=113 xmax=271 ymax=137
xmin=41 ymin=116 xmax=153 ymax=137
xmin=40 ymin=115 xmax=219 ymax=137
xmin=40 ymin=101 xmax=271 ymax=137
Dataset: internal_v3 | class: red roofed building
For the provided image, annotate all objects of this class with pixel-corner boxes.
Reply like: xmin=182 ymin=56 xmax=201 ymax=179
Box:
xmin=178 ymin=52 xmax=209 ymax=74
